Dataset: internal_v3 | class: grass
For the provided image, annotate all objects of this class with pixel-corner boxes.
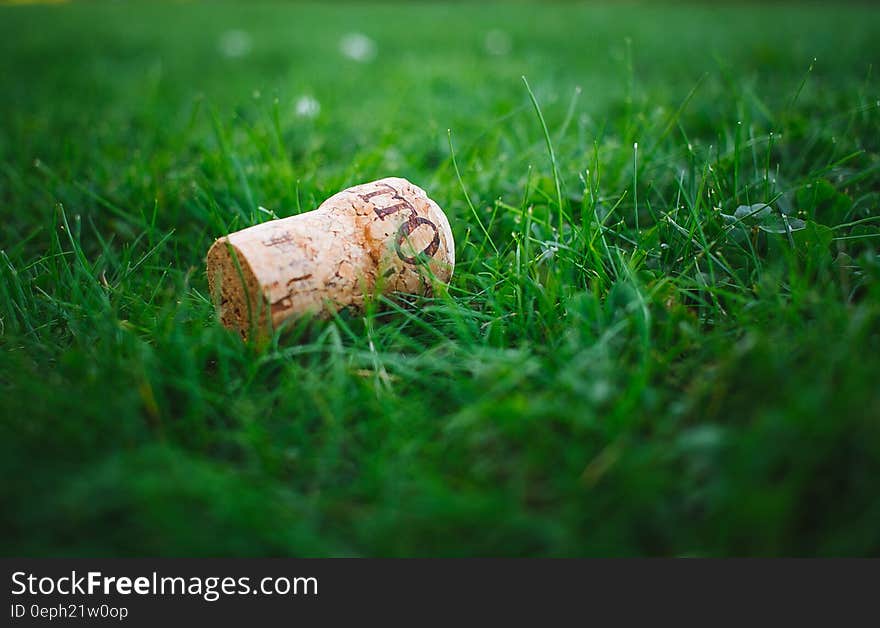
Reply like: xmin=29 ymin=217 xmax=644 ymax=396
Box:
xmin=1 ymin=0 xmax=879 ymax=557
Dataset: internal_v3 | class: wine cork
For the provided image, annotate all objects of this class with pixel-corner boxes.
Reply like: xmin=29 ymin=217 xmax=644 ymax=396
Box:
xmin=206 ymin=177 xmax=455 ymax=337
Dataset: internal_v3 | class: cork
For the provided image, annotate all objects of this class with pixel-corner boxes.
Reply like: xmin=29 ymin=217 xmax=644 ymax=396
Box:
xmin=206 ymin=177 xmax=455 ymax=338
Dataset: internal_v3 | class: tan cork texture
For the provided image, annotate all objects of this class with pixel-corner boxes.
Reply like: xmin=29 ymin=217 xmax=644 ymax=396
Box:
xmin=206 ymin=177 xmax=455 ymax=337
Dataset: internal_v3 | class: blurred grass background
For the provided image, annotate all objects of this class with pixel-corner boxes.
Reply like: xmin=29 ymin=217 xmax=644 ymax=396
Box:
xmin=1 ymin=0 xmax=879 ymax=556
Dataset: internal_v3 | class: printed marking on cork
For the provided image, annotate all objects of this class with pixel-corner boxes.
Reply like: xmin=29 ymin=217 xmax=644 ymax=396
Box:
xmin=359 ymin=183 xmax=442 ymax=263
xmin=206 ymin=177 xmax=455 ymax=338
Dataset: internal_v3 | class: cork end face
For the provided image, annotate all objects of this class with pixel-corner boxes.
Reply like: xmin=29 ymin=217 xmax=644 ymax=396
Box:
xmin=206 ymin=237 xmax=271 ymax=339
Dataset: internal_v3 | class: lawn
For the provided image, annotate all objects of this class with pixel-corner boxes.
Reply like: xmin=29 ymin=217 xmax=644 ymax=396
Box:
xmin=1 ymin=0 xmax=879 ymax=556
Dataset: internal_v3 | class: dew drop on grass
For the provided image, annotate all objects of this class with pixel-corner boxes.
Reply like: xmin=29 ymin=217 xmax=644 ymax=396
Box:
xmin=218 ymin=30 xmax=252 ymax=58
xmin=485 ymin=29 xmax=512 ymax=56
xmin=340 ymin=33 xmax=377 ymax=62
xmin=294 ymin=96 xmax=320 ymax=118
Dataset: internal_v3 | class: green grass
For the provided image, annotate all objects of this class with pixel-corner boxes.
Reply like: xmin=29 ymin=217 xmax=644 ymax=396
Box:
xmin=1 ymin=0 xmax=880 ymax=556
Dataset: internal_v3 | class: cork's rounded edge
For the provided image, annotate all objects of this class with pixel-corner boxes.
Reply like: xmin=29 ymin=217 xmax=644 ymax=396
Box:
xmin=402 ymin=179 xmax=456 ymax=282
xmin=314 ymin=186 xmax=364 ymax=215
xmin=206 ymin=237 xmax=272 ymax=340
xmin=425 ymin=194 xmax=456 ymax=278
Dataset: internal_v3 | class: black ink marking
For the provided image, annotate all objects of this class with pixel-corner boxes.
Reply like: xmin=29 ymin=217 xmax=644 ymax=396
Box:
xmin=286 ymin=274 xmax=312 ymax=285
xmin=261 ymin=231 xmax=299 ymax=253
xmin=395 ymin=216 xmax=441 ymax=265
xmin=359 ymin=184 xmax=441 ymax=265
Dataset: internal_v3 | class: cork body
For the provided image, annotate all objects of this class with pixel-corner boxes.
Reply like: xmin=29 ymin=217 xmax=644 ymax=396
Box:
xmin=206 ymin=177 xmax=455 ymax=337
